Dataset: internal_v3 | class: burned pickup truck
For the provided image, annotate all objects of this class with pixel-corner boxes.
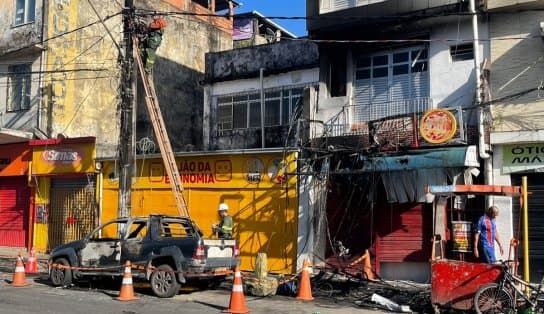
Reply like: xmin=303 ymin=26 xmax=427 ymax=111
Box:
xmin=48 ymin=215 xmax=239 ymax=298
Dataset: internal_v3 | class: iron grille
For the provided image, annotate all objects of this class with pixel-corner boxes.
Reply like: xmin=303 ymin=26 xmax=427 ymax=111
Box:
xmin=48 ymin=177 xmax=97 ymax=250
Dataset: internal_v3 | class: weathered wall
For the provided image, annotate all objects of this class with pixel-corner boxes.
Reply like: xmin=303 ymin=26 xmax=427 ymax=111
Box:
xmin=0 ymin=0 xmax=45 ymax=133
xmin=41 ymin=0 xmax=231 ymax=158
xmin=0 ymin=0 xmax=44 ymax=55
xmin=489 ymin=11 xmax=544 ymax=136
xmin=135 ymin=0 xmax=233 ymax=152
xmin=205 ymin=41 xmax=319 ymax=83
xmin=43 ymin=0 xmax=121 ymax=158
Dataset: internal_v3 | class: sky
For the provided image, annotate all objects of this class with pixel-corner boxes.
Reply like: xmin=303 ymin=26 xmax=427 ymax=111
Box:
xmin=234 ymin=0 xmax=307 ymax=37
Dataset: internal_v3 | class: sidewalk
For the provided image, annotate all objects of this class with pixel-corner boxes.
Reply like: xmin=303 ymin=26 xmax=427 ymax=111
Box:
xmin=0 ymin=246 xmax=49 ymax=274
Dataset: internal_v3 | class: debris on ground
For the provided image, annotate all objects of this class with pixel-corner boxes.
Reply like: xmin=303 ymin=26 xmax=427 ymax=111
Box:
xmin=370 ymin=293 xmax=412 ymax=312
xmin=301 ymin=270 xmax=433 ymax=313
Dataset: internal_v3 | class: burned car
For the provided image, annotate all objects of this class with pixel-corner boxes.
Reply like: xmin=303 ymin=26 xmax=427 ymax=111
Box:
xmin=49 ymin=215 xmax=239 ymax=298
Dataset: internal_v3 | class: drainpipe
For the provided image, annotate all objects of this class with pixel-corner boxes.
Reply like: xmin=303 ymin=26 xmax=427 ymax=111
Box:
xmin=470 ymin=0 xmax=492 ymax=200
xmin=37 ymin=0 xmax=47 ymax=132
xmin=260 ymin=68 xmax=265 ymax=149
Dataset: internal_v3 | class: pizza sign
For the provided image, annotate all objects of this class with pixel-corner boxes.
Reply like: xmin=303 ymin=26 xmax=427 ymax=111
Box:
xmin=419 ymin=109 xmax=457 ymax=144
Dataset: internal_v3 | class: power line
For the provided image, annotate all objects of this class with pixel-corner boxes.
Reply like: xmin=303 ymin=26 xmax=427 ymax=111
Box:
xmin=0 ymin=75 xmax=118 ymax=88
xmin=282 ymin=35 xmax=543 ymax=44
xmin=0 ymin=68 xmax=109 ymax=75
xmin=135 ymin=7 xmax=544 ymax=21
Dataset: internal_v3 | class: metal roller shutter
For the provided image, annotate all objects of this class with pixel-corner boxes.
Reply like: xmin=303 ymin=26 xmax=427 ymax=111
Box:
xmin=375 ymin=203 xmax=433 ymax=263
xmin=0 ymin=177 xmax=29 ymax=247
xmin=512 ymin=174 xmax=544 ymax=281
xmin=49 ymin=176 xmax=97 ymax=250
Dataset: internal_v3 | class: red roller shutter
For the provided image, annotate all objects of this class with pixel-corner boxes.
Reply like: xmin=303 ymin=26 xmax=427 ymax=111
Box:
xmin=375 ymin=203 xmax=432 ymax=264
xmin=0 ymin=177 xmax=29 ymax=247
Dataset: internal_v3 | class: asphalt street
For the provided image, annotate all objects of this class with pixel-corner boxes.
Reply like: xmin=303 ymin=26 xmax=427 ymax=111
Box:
xmin=0 ymin=273 xmax=383 ymax=314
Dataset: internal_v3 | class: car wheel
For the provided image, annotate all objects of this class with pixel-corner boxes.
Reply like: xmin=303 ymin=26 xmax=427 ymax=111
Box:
xmin=150 ymin=264 xmax=180 ymax=298
xmin=50 ymin=257 xmax=73 ymax=287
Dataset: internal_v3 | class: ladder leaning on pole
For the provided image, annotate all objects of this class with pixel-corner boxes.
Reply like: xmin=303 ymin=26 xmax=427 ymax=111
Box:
xmin=132 ymin=37 xmax=190 ymax=217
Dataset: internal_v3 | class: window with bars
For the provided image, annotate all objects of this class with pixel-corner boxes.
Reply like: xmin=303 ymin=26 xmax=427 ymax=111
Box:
xmin=354 ymin=46 xmax=430 ymax=122
xmin=7 ymin=64 xmax=32 ymax=112
xmin=216 ymin=87 xmax=303 ymax=131
xmin=14 ymin=0 xmax=35 ymax=25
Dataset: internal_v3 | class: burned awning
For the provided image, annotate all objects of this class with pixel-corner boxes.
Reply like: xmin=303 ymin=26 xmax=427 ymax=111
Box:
xmin=359 ymin=146 xmax=480 ymax=203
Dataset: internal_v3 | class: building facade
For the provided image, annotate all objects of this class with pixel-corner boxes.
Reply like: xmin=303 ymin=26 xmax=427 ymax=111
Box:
xmin=486 ymin=0 xmax=544 ymax=280
xmin=0 ymin=0 xmax=234 ymax=251
xmin=203 ymin=39 xmax=327 ymax=270
xmin=307 ymin=0 xmax=489 ymax=281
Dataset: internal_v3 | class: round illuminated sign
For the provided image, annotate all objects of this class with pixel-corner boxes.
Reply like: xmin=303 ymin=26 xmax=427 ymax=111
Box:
xmin=419 ymin=109 xmax=457 ymax=144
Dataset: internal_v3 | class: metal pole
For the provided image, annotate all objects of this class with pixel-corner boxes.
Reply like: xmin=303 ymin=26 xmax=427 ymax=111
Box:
xmin=260 ymin=68 xmax=265 ymax=149
xmin=117 ymin=0 xmax=135 ymax=218
xmin=522 ymin=176 xmax=530 ymax=283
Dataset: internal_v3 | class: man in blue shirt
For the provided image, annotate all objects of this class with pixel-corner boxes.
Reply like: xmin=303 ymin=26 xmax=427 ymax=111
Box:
xmin=474 ymin=206 xmax=504 ymax=263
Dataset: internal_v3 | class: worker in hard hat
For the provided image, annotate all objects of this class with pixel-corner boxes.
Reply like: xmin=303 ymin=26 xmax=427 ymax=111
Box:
xmin=212 ymin=203 xmax=234 ymax=239
xmin=140 ymin=16 xmax=167 ymax=74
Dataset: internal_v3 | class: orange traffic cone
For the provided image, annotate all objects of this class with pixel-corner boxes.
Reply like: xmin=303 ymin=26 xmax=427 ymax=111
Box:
xmin=25 ymin=247 xmax=38 ymax=274
xmin=223 ymin=266 xmax=249 ymax=314
xmin=117 ymin=261 xmax=138 ymax=301
xmin=362 ymin=250 xmax=375 ymax=281
xmin=11 ymin=253 xmax=29 ymax=287
xmin=296 ymin=259 xmax=314 ymax=301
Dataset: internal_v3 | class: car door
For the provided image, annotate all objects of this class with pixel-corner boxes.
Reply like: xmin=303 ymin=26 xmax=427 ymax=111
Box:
xmin=79 ymin=219 xmax=127 ymax=267
xmin=121 ymin=219 xmax=149 ymax=264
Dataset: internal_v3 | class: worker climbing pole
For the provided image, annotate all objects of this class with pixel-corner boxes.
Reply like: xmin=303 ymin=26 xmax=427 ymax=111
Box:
xmin=133 ymin=16 xmax=190 ymax=217
xmin=118 ymin=6 xmax=189 ymax=218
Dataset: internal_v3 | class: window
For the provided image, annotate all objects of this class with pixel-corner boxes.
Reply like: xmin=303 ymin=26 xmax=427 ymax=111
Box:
xmin=216 ymin=86 xmax=307 ymax=131
xmin=354 ymin=46 xmax=429 ymax=121
xmin=450 ymin=43 xmax=474 ymax=61
xmin=14 ymin=0 xmax=35 ymax=25
xmin=90 ymin=221 xmax=128 ymax=241
xmin=160 ymin=219 xmax=195 ymax=238
xmin=126 ymin=221 xmax=148 ymax=239
xmin=7 ymin=64 xmax=31 ymax=111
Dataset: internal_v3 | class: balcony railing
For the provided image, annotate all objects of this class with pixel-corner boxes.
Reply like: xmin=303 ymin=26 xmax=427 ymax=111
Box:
xmin=352 ymin=97 xmax=432 ymax=125
xmin=323 ymin=97 xmax=433 ymax=137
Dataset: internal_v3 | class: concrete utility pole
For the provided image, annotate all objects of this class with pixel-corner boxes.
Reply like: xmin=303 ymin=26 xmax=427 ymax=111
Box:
xmin=118 ymin=0 xmax=136 ymax=218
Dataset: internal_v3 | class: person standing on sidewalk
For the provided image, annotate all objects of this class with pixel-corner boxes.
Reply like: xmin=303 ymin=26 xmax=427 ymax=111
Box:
xmin=474 ymin=206 xmax=504 ymax=263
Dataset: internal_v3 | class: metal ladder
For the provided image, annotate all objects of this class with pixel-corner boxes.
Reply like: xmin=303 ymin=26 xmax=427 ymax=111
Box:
xmin=133 ymin=37 xmax=190 ymax=217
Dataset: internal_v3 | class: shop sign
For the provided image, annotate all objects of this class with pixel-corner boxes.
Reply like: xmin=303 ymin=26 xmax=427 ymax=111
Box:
xmin=452 ymin=221 xmax=472 ymax=253
xmin=503 ymin=144 xmax=544 ymax=174
xmin=419 ymin=109 xmax=457 ymax=144
xmin=32 ymin=143 xmax=95 ymax=175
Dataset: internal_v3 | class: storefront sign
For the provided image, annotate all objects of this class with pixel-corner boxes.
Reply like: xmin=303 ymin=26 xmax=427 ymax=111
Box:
xmin=31 ymin=139 xmax=95 ymax=175
xmin=452 ymin=221 xmax=472 ymax=253
xmin=503 ymin=143 xmax=544 ymax=174
xmin=419 ymin=109 xmax=457 ymax=144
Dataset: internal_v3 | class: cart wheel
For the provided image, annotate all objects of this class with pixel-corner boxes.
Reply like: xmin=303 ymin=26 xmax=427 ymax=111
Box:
xmin=473 ymin=283 xmax=515 ymax=314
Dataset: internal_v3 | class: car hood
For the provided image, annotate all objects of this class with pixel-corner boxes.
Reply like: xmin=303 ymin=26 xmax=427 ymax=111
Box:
xmin=51 ymin=240 xmax=84 ymax=254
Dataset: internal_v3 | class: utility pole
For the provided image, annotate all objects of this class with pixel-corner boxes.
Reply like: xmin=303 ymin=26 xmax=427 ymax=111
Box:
xmin=118 ymin=0 xmax=136 ymax=218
